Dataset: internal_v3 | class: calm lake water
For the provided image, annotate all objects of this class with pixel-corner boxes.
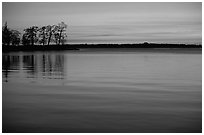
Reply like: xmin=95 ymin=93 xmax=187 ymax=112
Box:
xmin=2 ymin=49 xmax=202 ymax=133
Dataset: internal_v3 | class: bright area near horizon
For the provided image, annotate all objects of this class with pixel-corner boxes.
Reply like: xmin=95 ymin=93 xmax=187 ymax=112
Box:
xmin=2 ymin=2 xmax=202 ymax=44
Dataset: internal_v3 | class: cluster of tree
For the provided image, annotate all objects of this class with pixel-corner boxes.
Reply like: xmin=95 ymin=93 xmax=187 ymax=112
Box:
xmin=2 ymin=22 xmax=67 ymax=46
xmin=2 ymin=22 xmax=21 ymax=46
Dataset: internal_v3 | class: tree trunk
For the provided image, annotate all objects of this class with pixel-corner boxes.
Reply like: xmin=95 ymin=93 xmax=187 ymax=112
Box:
xmin=47 ymin=32 xmax=52 ymax=45
xmin=58 ymin=29 xmax=62 ymax=45
xmin=42 ymin=31 xmax=45 ymax=46
xmin=31 ymin=33 xmax=34 ymax=46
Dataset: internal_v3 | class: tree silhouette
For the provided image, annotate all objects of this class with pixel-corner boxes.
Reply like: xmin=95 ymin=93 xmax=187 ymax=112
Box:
xmin=46 ymin=25 xmax=56 ymax=45
xmin=58 ymin=22 xmax=67 ymax=45
xmin=55 ymin=22 xmax=67 ymax=45
xmin=60 ymin=33 xmax=67 ymax=45
xmin=24 ymin=26 xmax=38 ymax=45
xmin=3 ymin=21 xmax=68 ymax=47
xmin=10 ymin=30 xmax=21 ymax=45
xmin=2 ymin=22 xmax=21 ymax=46
xmin=22 ymin=33 xmax=30 ymax=45
xmin=38 ymin=26 xmax=47 ymax=45
xmin=2 ymin=22 xmax=12 ymax=46
xmin=54 ymin=33 xmax=60 ymax=45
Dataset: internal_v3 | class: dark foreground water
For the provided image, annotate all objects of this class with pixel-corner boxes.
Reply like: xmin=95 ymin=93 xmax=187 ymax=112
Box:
xmin=2 ymin=49 xmax=202 ymax=133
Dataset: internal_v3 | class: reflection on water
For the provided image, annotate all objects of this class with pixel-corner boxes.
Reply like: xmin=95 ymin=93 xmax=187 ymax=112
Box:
xmin=3 ymin=52 xmax=65 ymax=83
xmin=2 ymin=49 xmax=202 ymax=133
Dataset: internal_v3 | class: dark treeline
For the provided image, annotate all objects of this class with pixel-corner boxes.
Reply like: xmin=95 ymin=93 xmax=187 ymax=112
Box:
xmin=2 ymin=22 xmax=67 ymax=46
xmin=67 ymin=43 xmax=202 ymax=48
xmin=3 ymin=43 xmax=201 ymax=52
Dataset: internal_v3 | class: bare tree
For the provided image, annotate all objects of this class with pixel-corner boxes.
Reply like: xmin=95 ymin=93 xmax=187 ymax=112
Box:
xmin=54 ymin=22 xmax=67 ymax=45
xmin=46 ymin=25 xmax=56 ymax=45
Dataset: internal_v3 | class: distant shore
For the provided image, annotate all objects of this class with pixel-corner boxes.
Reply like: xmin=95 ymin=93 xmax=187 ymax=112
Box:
xmin=2 ymin=43 xmax=202 ymax=52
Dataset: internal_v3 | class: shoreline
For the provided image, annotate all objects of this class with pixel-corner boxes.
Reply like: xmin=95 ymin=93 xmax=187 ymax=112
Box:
xmin=2 ymin=44 xmax=202 ymax=52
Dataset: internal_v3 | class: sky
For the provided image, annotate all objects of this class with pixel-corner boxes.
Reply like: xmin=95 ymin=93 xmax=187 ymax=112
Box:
xmin=2 ymin=2 xmax=202 ymax=44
